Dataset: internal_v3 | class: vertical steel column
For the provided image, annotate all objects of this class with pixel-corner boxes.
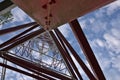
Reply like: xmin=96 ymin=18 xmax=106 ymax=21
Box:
xmin=49 ymin=31 xmax=77 ymax=80
xmin=54 ymin=29 xmax=83 ymax=80
xmin=69 ymin=19 xmax=105 ymax=80
xmin=54 ymin=29 xmax=96 ymax=80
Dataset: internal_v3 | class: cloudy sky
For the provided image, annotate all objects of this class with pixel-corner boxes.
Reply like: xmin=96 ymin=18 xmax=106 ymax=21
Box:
xmin=59 ymin=1 xmax=120 ymax=80
xmin=0 ymin=0 xmax=120 ymax=80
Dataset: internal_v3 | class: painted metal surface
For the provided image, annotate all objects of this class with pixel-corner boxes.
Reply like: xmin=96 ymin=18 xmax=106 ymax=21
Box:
xmin=0 ymin=24 xmax=39 ymax=48
xmin=69 ymin=19 xmax=106 ymax=80
xmin=54 ymin=29 xmax=83 ymax=80
xmin=50 ymin=31 xmax=77 ymax=79
xmin=11 ymin=0 xmax=114 ymax=29
xmin=1 ymin=28 xmax=45 ymax=51
xmin=0 ymin=63 xmax=44 ymax=79
xmin=0 ymin=22 xmax=37 ymax=35
xmin=55 ymin=28 xmax=97 ymax=80
xmin=0 ymin=0 xmax=114 ymax=79
xmin=0 ymin=51 xmax=72 ymax=80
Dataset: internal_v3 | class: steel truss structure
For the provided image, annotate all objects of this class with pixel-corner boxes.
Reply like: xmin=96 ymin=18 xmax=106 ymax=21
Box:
xmin=0 ymin=0 xmax=114 ymax=80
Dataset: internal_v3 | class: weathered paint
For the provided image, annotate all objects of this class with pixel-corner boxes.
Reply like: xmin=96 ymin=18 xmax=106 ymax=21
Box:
xmin=11 ymin=0 xmax=114 ymax=29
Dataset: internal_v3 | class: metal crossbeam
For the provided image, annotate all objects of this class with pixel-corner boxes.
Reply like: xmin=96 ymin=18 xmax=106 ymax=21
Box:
xmin=54 ymin=29 xmax=83 ymax=80
xmin=0 ymin=51 xmax=72 ymax=80
xmin=0 ymin=62 xmax=45 ymax=80
xmin=54 ymin=28 xmax=96 ymax=80
xmin=69 ymin=19 xmax=105 ymax=80
xmin=0 ymin=22 xmax=37 ymax=35
xmin=0 ymin=24 xmax=39 ymax=48
xmin=1 ymin=28 xmax=45 ymax=51
xmin=49 ymin=31 xmax=77 ymax=79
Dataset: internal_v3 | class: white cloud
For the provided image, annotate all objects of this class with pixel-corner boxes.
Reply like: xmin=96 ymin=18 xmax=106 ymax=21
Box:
xmin=95 ymin=39 xmax=105 ymax=47
xmin=111 ymin=14 xmax=120 ymax=29
xmin=78 ymin=18 xmax=87 ymax=29
xmin=90 ymin=20 xmax=107 ymax=33
xmin=103 ymin=28 xmax=120 ymax=54
xmin=79 ymin=20 xmax=87 ymax=29
xmin=11 ymin=7 xmax=28 ymax=23
xmin=105 ymin=0 xmax=120 ymax=15
xmin=112 ymin=55 xmax=120 ymax=72
xmin=111 ymin=28 xmax=120 ymax=39
xmin=89 ymin=18 xmax=95 ymax=24
xmin=94 ymin=8 xmax=106 ymax=18
xmin=58 ymin=23 xmax=70 ymax=37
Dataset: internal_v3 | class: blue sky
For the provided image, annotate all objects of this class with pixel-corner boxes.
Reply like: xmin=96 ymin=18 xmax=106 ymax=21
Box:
xmin=0 ymin=0 xmax=120 ymax=80
xmin=59 ymin=1 xmax=120 ymax=79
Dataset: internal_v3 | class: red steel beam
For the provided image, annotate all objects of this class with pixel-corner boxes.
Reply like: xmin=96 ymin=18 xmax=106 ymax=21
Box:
xmin=0 ymin=51 xmax=71 ymax=80
xmin=54 ymin=29 xmax=83 ymax=80
xmin=0 ymin=62 xmax=46 ymax=80
xmin=0 ymin=52 xmax=51 ymax=80
xmin=0 ymin=25 xmax=71 ymax=79
xmin=1 ymin=28 xmax=45 ymax=51
xmin=69 ymin=19 xmax=105 ymax=80
xmin=0 ymin=24 xmax=39 ymax=48
xmin=54 ymin=29 xmax=96 ymax=80
xmin=0 ymin=53 xmax=52 ymax=80
xmin=0 ymin=22 xmax=37 ymax=35
xmin=49 ymin=31 xmax=77 ymax=80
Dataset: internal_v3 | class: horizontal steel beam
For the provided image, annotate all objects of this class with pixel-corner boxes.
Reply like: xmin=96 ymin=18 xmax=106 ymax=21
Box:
xmin=0 ymin=24 xmax=39 ymax=48
xmin=1 ymin=28 xmax=45 ymax=51
xmin=69 ymin=19 xmax=105 ymax=80
xmin=0 ymin=22 xmax=37 ymax=35
xmin=0 ymin=52 xmax=49 ymax=80
xmin=0 ymin=51 xmax=71 ymax=80
xmin=0 ymin=62 xmax=45 ymax=79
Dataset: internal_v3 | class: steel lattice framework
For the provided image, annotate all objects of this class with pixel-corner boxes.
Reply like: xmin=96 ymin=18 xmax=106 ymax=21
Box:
xmin=0 ymin=0 xmax=114 ymax=80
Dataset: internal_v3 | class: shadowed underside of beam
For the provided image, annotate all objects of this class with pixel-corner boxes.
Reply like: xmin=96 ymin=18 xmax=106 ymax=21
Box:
xmin=11 ymin=0 xmax=114 ymax=29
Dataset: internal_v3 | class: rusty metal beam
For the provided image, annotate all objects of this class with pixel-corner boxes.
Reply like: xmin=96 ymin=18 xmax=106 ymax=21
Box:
xmin=1 ymin=28 xmax=45 ymax=51
xmin=0 ymin=22 xmax=37 ymax=35
xmin=0 ymin=62 xmax=46 ymax=80
xmin=49 ymin=31 xmax=77 ymax=80
xmin=69 ymin=19 xmax=105 ymax=80
xmin=54 ymin=29 xmax=83 ymax=80
xmin=54 ymin=29 xmax=96 ymax=80
xmin=0 ymin=51 xmax=71 ymax=80
xmin=0 ymin=24 xmax=39 ymax=48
